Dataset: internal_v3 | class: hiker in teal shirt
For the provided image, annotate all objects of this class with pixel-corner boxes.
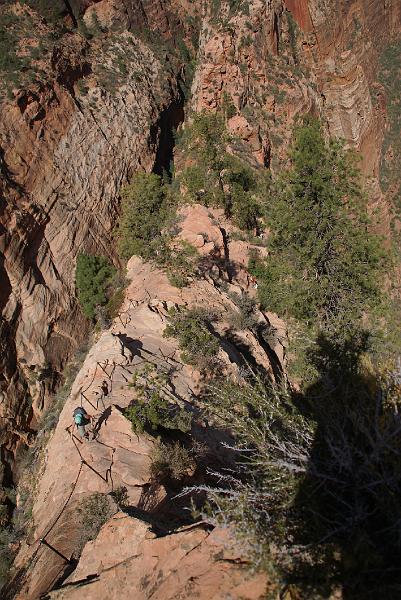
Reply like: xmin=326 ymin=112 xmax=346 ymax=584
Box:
xmin=72 ymin=407 xmax=92 ymax=439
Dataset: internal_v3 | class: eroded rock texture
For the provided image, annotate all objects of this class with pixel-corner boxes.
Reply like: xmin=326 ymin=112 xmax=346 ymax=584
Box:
xmin=0 ymin=0 xmax=196 ymax=473
xmin=0 ymin=0 xmax=400 ymax=578
xmin=192 ymin=0 xmax=400 ymax=176
xmin=48 ymin=514 xmax=268 ymax=600
xmin=8 ymin=215 xmax=281 ymax=598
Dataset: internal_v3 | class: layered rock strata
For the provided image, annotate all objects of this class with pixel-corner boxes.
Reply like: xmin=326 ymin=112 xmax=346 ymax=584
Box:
xmin=9 ymin=208 xmax=282 ymax=598
xmin=0 ymin=0 xmax=195 ymax=474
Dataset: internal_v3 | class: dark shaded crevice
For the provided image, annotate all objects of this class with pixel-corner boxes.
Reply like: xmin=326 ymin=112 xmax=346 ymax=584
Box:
xmin=51 ymin=558 xmax=79 ymax=590
xmin=273 ymin=11 xmax=280 ymax=55
xmin=213 ymin=320 xmax=283 ymax=384
xmin=255 ymin=323 xmax=283 ymax=384
xmin=1 ymin=447 xmax=14 ymax=489
xmin=0 ymin=253 xmax=12 ymax=313
xmin=219 ymin=227 xmax=233 ymax=283
xmin=263 ymin=141 xmax=271 ymax=168
xmin=218 ymin=329 xmax=262 ymax=375
xmin=151 ymin=90 xmax=185 ymax=179
xmin=63 ymin=0 xmax=78 ymax=28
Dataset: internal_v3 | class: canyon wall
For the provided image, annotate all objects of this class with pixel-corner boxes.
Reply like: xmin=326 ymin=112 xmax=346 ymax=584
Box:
xmin=0 ymin=0 xmax=197 ymax=478
xmin=192 ymin=0 xmax=400 ymax=176
xmin=0 ymin=0 xmax=400 ymax=544
xmin=6 ymin=207 xmax=279 ymax=599
xmin=0 ymin=1 xmax=400 ymax=597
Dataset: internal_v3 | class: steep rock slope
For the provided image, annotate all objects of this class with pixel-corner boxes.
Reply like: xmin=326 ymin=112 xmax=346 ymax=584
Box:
xmin=8 ymin=207 xmax=279 ymax=599
xmin=48 ymin=515 xmax=268 ymax=600
xmin=1 ymin=1 xmax=400 ymax=594
xmin=2 ymin=0 xmax=400 ymax=481
xmin=0 ymin=0 xmax=197 ymax=475
xmin=190 ymin=0 xmax=401 ymax=241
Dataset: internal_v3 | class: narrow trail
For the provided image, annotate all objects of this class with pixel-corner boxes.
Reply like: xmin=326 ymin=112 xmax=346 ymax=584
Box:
xmin=25 ymin=298 xmax=190 ymax=572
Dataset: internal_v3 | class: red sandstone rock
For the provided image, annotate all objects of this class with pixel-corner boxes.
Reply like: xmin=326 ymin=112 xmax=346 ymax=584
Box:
xmin=47 ymin=514 xmax=269 ymax=600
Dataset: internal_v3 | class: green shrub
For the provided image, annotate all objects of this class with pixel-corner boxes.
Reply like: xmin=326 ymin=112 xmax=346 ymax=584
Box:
xmin=230 ymin=184 xmax=261 ymax=230
xmin=117 ymin=174 xmax=198 ymax=288
xmin=110 ymin=486 xmax=129 ymax=508
xmin=228 ymin=0 xmax=250 ymax=16
xmin=163 ymin=307 xmax=220 ymax=371
xmin=221 ymin=91 xmax=237 ymax=119
xmin=116 ymin=173 xmax=173 ymax=260
xmin=126 ymin=395 xmax=191 ymax=435
xmin=200 ymin=348 xmax=401 ymax=598
xmin=0 ymin=526 xmax=17 ymax=591
xmin=105 ymin=284 xmax=126 ymax=321
xmin=253 ymin=116 xmax=387 ymax=343
xmin=178 ymin=113 xmax=262 ymax=229
xmin=228 ymin=292 xmax=258 ymax=331
xmin=77 ymin=493 xmax=115 ymax=549
xmin=178 ymin=112 xmax=228 ymax=208
xmin=75 ymin=253 xmax=116 ymax=321
xmin=150 ymin=441 xmax=195 ymax=481
xmin=126 ymin=366 xmax=192 ymax=434
xmin=0 ymin=9 xmax=32 ymax=92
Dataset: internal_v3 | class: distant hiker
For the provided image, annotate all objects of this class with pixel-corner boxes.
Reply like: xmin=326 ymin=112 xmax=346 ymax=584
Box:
xmin=111 ymin=332 xmax=133 ymax=364
xmin=111 ymin=332 xmax=126 ymax=360
xmin=101 ymin=380 xmax=109 ymax=396
xmin=72 ymin=407 xmax=92 ymax=439
xmin=249 ymin=274 xmax=258 ymax=289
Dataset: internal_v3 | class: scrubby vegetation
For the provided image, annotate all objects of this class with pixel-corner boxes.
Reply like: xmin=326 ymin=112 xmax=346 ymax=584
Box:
xmin=227 ymin=292 xmax=259 ymax=331
xmin=110 ymin=485 xmax=129 ymax=509
xmin=77 ymin=492 xmax=116 ymax=549
xmin=249 ymin=117 xmax=388 ymax=381
xmin=75 ymin=253 xmax=117 ymax=321
xmin=178 ymin=112 xmax=263 ymax=231
xmin=117 ymin=173 xmax=172 ymax=260
xmin=176 ymin=116 xmax=400 ymax=598
xmin=116 ymin=113 xmax=266 ymax=289
xmin=164 ymin=307 xmax=220 ymax=372
xmin=200 ymin=358 xmax=401 ymax=598
xmin=151 ymin=441 xmax=195 ymax=481
xmin=0 ymin=6 xmax=43 ymax=98
xmin=126 ymin=365 xmax=192 ymax=434
xmin=116 ymin=173 xmax=199 ymax=288
xmin=0 ymin=2 xmax=85 ymax=100
xmin=0 ymin=511 xmax=19 ymax=590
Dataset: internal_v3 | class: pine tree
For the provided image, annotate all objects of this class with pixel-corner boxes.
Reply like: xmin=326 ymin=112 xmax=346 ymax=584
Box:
xmin=253 ymin=117 xmax=386 ymax=340
xmin=179 ymin=111 xmax=262 ymax=228
xmin=75 ymin=254 xmax=115 ymax=320
xmin=116 ymin=173 xmax=169 ymax=260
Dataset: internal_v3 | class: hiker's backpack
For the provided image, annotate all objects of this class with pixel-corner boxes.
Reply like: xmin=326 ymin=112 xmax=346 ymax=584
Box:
xmin=73 ymin=407 xmax=87 ymax=425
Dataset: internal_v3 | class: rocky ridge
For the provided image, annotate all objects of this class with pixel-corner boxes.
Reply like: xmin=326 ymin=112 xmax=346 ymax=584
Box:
xmin=1 ymin=0 xmax=400 ymax=482
xmin=8 ymin=206 xmax=280 ymax=599
xmin=0 ymin=0 xmax=401 ymax=596
xmin=0 ymin=0 xmax=196 ymax=478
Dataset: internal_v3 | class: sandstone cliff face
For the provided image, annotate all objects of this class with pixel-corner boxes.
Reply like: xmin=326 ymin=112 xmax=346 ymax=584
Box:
xmin=191 ymin=0 xmax=401 ymax=180
xmin=8 ymin=207 xmax=279 ymax=599
xmin=48 ymin=515 xmax=268 ymax=600
xmin=0 ymin=0 xmax=196 ymax=477
xmin=2 ymin=0 xmax=400 ymax=482
xmin=1 ymin=1 xmax=401 ymax=595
